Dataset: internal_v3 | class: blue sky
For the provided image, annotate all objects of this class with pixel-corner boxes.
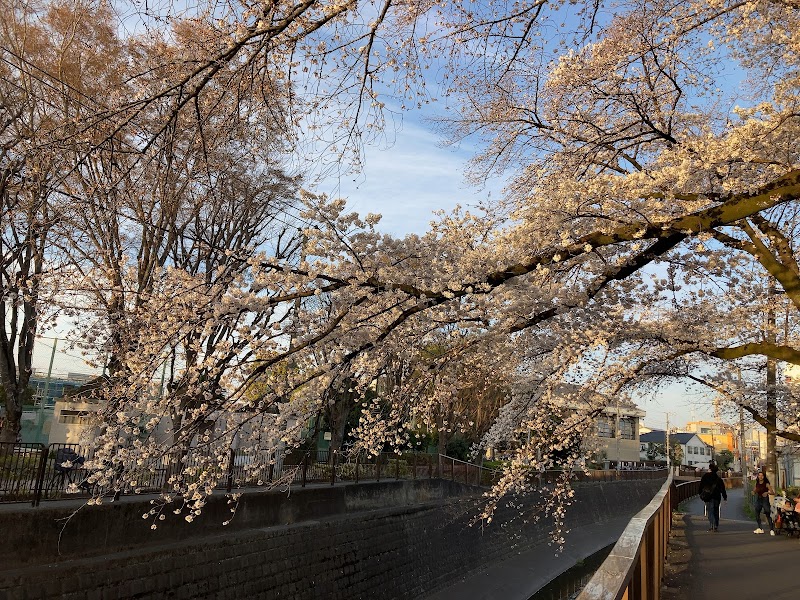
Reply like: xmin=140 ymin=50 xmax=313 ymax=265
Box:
xmin=315 ymin=116 xmax=503 ymax=237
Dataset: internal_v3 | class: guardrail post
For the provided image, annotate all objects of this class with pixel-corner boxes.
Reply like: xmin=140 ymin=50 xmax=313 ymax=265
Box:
xmin=451 ymin=458 xmax=455 ymax=481
xmin=376 ymin=453 xmax=381 ymax=482
xmin=32 ymin=443 xmax=49 ymax=507
xmin=301 ymin=455 xmax=308 ymax=487
xmin=428 ymin=454 xmax=432 ymax=479
xmin=395 ymin=454 xmax=400 ymax=480
xmin=355 ymin=454 xmax=360 ymax=483
xmin=412 ymin=452 xmax=417 ymax=480
xmin=330 ymin=450 xmax=336 ymax=486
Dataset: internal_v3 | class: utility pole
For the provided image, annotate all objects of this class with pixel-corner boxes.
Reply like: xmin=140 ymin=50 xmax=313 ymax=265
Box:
xmin=740 ymin=404 xmax=747 ymax=476
xmin=766 ymin=283 xmax=778 ymax=489
xmin=615 ymin=397 xmax=621 ymax=471
xmin=41 ymin=338 xmax=58 ymax=407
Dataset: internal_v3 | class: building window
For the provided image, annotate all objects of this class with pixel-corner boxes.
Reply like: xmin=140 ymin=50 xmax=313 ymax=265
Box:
xmin=58 ymin=410 xmax=90 ymax=425
xmin=596 ymin=417 xmax=614 ymax=438
xmin=619 ymin=418 xmax=635 ymax=440
xmin=700 ymin=447 xmax=705 ymax=455
xmin=701 ymin=427 xmax=711 ymax=434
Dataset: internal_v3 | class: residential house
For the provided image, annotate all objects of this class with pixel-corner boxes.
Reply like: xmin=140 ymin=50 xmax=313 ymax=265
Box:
xmin=639 ymin=431 xmax=713 ymax=468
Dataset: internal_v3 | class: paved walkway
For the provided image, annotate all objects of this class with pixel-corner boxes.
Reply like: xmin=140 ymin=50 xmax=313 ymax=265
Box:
xmin=679 ymin=487 xmax=798 ymax=599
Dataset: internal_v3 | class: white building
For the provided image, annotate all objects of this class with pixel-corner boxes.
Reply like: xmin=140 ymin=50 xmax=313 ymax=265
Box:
xmin=639 ymin=431 xmax=713 ymax=468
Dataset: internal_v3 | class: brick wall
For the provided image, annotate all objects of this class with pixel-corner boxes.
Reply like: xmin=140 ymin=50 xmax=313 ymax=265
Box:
xmin=0 ymin=478 xmax=662 ymax=600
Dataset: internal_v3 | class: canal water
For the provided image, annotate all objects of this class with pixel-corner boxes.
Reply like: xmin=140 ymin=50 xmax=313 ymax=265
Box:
xmin=528 ymin=544 xmax=614 ymax=600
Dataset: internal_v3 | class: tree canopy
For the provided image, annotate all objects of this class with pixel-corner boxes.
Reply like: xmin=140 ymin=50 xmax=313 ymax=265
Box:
xmin=1 ymin=0 xmax=799 ymax=530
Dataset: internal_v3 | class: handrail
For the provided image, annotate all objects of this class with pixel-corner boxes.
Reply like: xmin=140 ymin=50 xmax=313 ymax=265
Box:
xmin=577 ymin=471 xmax=674 ymax=600
xmin=437 ymin=454 xmax=501 ymax=486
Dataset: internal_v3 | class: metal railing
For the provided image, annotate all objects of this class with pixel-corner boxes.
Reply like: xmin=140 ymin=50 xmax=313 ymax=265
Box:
xmin=2 ymin=441 xmax=673 ymax=508
xmin=437 ymin=455 xmax=502 ymax=486
xmin=0 ymin=442 xmax=134 ymax=507
xmin=0 ymin=443 xmax=490 ymax=506
xmin=435 ymin=457 xmax=668 ymax=487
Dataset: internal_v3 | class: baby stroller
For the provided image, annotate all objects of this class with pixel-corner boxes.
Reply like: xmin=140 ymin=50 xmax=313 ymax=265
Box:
xmin=773 ymin=496 xmax=800 ymax=538
xmin=50 ymin=447 xmax=91 ymax=494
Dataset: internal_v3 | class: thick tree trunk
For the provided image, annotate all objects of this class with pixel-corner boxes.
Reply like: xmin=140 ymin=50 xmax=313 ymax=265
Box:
xmin=0 ymin=399 xmax=22 ymax=444
xmin=327 ymin=385 xmax=355 ymax=457
xmin=0 ymin=347 xmax=34 ymax=445
xmin=0 ymin=204 xmax=45 ymax=447
xmin=327 ymin=404 xmax=349 ymax=457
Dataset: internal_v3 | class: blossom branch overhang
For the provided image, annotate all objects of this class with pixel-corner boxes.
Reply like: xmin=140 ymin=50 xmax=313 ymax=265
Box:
xmin=242 ymin=292 xmax=372 ymax=384
xmin=250 ymin=169 xmax=800 ymax=317
xmin=735 ymin=218 xmax=800 ymax=307
xmin=162 ymin=169 xmax=800 ymax=411
xmin=708 ymin=342 xmax=800 ymax=365
xmin=748 ymin=215 xmax=800 ymax=277
xmin=351 ymin=168 xmax=800 ymax=303
xmin=710 ymin=223 xmax=800 ymax=311
xmin=507 ymin=232 xmax=688 ymax=334
xmin=645 ymin=337 xmax=800 ymax=368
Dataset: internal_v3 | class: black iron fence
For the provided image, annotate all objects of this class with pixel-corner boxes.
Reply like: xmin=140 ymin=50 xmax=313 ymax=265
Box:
xmin=0 ymin=443 xmax=483 ymax=506
xmin=0 ymin=442 xmax=133 ymax=506
xmin=1 ymin=442 xmax=668 ymax=507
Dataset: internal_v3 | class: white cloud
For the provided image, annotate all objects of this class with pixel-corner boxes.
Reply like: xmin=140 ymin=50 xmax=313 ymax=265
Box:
xmin=315 ymin=118 xmax=504 ymax=237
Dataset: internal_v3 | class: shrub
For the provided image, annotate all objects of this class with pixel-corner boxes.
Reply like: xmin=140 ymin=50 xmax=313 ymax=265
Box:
xmin=446 ymin=437 xmax=470 ymax=461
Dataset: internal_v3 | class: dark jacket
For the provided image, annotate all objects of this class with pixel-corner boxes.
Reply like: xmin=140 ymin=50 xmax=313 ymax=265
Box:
xmin=700 ymin=471 xmax=727 ymax=501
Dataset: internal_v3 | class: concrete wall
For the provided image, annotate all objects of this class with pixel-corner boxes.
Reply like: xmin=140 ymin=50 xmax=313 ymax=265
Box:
xmin=0 ymin=478 xmax=664 ymax=600
xmin=0 ymin=479 xmax=469 ymax=568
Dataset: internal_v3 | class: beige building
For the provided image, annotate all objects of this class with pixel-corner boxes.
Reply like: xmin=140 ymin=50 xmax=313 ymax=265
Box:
xmin=592 ymin=404 xmax=646 ymax=463
xmin=48 ymin=398 xmax=102 ymax=445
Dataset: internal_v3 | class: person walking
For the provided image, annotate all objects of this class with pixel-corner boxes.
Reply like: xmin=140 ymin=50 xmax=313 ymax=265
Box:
xmin=752 ymin=471 xmax=775 ymax=535
xmin=699 ymin=462 xmax=727 ymax=531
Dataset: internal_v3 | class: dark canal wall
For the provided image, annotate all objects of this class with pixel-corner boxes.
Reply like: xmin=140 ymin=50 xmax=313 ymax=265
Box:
xmin=0 ymin=478 xmax=663 ymax=599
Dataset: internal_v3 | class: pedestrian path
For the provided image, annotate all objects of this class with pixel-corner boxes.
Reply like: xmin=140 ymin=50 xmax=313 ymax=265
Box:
xmin=679 ymin=486 xmax=797 ymax=600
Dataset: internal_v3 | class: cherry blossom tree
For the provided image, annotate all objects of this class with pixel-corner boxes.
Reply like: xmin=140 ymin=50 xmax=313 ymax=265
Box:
xmin=2 ymin=0 xmax=800 ymax=533
xmin=77 ymin=0 xmax=800 ymax=529
xmin=0 ymin=0 xmax=108 ymax=443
